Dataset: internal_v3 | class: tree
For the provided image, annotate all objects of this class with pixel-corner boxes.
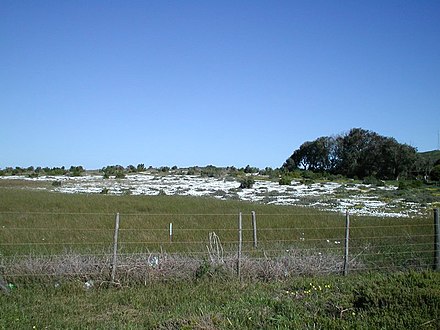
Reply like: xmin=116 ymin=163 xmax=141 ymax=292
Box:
xmin=69 ymin=165 xmax=85 ymax=177
xmin=334 ymin=128 xmax=378 ymax=178
xmin=239 ymin=177 xmax=255 ymax=189
xmin=137 ymin=164 xmax=146 ymax=172
xmin=430 ymin=165 xmax=440 ymax=181
xmin=283 ymin=128 xmax=418 ymax=180
xmin=283 ymin=136 xmax=338 ymax=172
xmin=126 ymin=165 xmax=136 ymax=173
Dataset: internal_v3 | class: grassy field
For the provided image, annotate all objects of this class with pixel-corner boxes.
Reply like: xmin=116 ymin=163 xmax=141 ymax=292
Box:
xmin=0 ymin=187 xmax=435 ymax=267
xmin=1 ymin=272 xmax=439 ymax=329
xmin=0 ymin=186 xmax=439 ymax=328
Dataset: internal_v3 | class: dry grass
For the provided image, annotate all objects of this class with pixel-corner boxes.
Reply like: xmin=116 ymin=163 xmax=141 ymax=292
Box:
xmin=1 ymin=249 xmax=361 ymax=285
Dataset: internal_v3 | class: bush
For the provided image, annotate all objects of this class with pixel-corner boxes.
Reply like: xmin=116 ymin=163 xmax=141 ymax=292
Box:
xmin=398 ymin=180 xmax=423 ymax=190
xmin=201 ymin=165 xmax=222 ymax=178
xmin=279 ymin=176 xmax=292 ymax=185
xmin=69 ymin=166 xmax=85 ymax=177
xmin=363 ymin=176 xmax=385 ymax=186
xmin=301 ymin=170 xmax=317 ymax=180
xmin=239 ymin=177 xmax=255 ymax=189
xmin=52 ymin=181 xmax=62 ymax=187
xmin=115 ymin=171 xmax=126 ymax=179
xmin=187 ymin=167 xmax=197 ymax=175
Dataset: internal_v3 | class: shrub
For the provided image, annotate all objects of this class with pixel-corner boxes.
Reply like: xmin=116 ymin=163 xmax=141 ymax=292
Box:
xmin=69 ymin=166 xmax=85 ymax=177
xmin=363 ymin=176 xmax=385 ymax=186
xmin=115 ymin=171 xmax=126 ymax=179
xmin=136 ymin=163 xmax=146 ymax=172
xmin=52 ymin=181 xmax=62 ymax=187
xmin=201 ymin=165 xmax=222 ymax=178
xmin=187 ymin=167 xmax=197 ymax=175
xmin=279 ymin=176 xmax=292 ymax=185
xmin=398 ymin=180 xmax=423 ymax=190
xmin=301 ymin=170 xmax=317 ymax=180
xmin=239 ymin=177 xmax=255 ymax=189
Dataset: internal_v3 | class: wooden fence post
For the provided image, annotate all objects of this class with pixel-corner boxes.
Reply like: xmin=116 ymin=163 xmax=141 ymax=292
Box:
xmin=252 ymin=211 xmax=257 ymax=248
xmin=343 ymin=211 xmax=350 ymax=276
xmin=435 ymin=208 xmax=439 ymax=271
xmin=111 ymin=212 xmax=120 ymax=283
xmin=237 ymin=212 xmax=242 ymax=279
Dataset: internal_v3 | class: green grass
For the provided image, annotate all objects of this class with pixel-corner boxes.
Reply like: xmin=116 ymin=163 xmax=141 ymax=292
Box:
xmin=0 ymin=187 xmax=439 ymax=328
xmin=0 ymin=188 xmax=435 ymax=269
xmin=1 ymin=272 xmax=439 ymax=329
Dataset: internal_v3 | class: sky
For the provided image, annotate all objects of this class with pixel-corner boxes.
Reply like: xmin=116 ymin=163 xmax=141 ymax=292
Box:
xmin=1 ymin=1 xmax=439 ymax=170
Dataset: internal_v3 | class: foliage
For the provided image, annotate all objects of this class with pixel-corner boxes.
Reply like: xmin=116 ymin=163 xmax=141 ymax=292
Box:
xmin=69 ymin=166 xmax=85 ymax=177
xmin=278 ymin=176 xmax=292 ymax=185
xmin=418 ymin=150 xmax=440 ymax=165
xmin=126 ymin=165 xmax=137 ymax=173
xmin=362 ymin=176 xmax=385 ymax=186
xmin=101 ymin=165 xmax=124 ymax=177
xmin=242 ymin=164 xmax=259 ymax=174
xmin=51 ymin=181 xmax=62 ymax=187
xmin=136 ymin=163 xmax=146 ymax=172
xmin=431 ymin=165 xmax=440 ymax=181
xmin=284 ymin=136 xmax=337 ymax=172
xmin=201 ymin=165 xmax=224 ymax=178
xmin=115 ymin=171 xmax=126 ymax=179
xmin=160 ymin=166 xmax=170 ymax=173
xmin=194 ymin=258 xmax=227 ymax=280
xmin=0 ymin=166 xmax=70 ymax=177
xmin=186 ymin=166 xmax=197 ymax=175
xmin=239 ymin=176 xmax=255 ymax=189
xmin=283 ymin=128 xmax=418 ymax=180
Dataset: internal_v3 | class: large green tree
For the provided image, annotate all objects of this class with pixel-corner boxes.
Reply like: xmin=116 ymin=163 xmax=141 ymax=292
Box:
xmin=283 ymin=136 xmax=337 ymax=172
xmin=283 ymin=128 xmax=418 ymax=180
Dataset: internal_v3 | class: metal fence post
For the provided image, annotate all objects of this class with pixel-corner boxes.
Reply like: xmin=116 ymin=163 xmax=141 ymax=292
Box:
xmin=237 ymin=211 xmax=242 ymax=279
xmin=435 ymin=208 xmax=439 ymax=271
xmin=111 ymin=212 xmax=120 ymax=282
xmin=252 ymin=211 xmax=257 ymax=248
xmin=343 ymin=211 xmax=350 ymax=276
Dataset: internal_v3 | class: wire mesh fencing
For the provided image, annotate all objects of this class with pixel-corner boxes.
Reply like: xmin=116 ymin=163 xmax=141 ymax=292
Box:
xmin=0 ymin=209 xmax=438 ymax=284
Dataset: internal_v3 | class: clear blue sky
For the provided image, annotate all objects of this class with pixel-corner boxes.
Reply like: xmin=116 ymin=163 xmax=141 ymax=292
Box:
xmin=1 ymin=1 xmax=439 ymax=169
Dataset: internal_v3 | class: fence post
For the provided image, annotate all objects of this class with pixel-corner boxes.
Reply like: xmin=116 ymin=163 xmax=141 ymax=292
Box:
xmin=237 ymin=212 xmax=242 ymax=279
xmin=111 ymin=212 xmax=120 ymax=283
xmin=343 ymin=211 xmax=350 ymax=276
xmin=252 ymin=211 xmax=257 ymax=248
xmin=435 ymin=208 xmax=439 ymax=271
xmin=169 ymin=223 xmax=173 ymax=243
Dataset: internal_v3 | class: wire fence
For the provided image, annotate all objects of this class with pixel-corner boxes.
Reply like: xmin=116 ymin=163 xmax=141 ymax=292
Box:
xmin=0 ymin=209 xmax=438 ymax=284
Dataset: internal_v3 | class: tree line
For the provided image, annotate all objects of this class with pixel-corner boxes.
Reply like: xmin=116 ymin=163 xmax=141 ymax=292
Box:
xmin=282 ymin=128 xmax=439 ymax=181
xmin=0 ymin=166 xmax=85 ymax=177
